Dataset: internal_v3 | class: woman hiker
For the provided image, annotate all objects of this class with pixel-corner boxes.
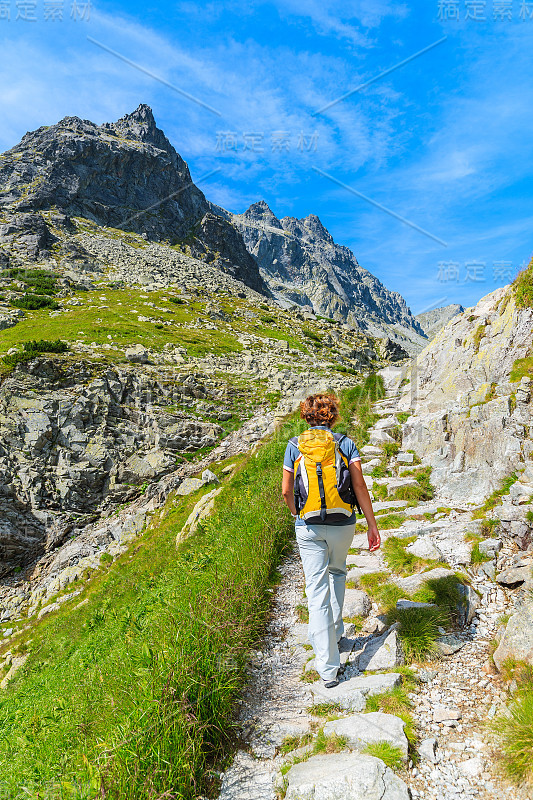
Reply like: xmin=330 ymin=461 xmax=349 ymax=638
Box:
xmin=282 ymin=393 xmax=381 ymax=688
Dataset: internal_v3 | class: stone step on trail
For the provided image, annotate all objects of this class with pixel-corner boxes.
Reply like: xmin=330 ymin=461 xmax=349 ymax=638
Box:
xmin=323 ymin=711 xmax=409 ymax=759
xmin=281 ymin=753 xmax=411 ymax=800
xmin=310 ymin=672 xmax=403 ymax=711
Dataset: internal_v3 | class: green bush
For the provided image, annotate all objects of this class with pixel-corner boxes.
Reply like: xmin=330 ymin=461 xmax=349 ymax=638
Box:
xmin=412 ymin=574 xmax=466 ymax=621
xmin=23 ymin=339 xmax=69 ymax=354
xmin=302 ymin=327 xmax=321 ymax=343
xmin=4 ymin=268 xmax=58 ymax=295
xmin=10 ymin=294 xmax=59 ymax=310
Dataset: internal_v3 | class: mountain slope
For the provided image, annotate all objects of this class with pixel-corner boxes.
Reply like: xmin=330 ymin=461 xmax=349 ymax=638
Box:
xmin=0 ymin=104 xmax=266 ymax=293
xmin=416 ymin=303 xmax=464 ymax=339
xmin=219 ymin=200 xmax=427 ymax=354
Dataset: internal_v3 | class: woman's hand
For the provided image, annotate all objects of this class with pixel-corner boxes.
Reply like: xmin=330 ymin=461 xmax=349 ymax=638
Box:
xmin=367 ymin=524 xmax=381 ymax=552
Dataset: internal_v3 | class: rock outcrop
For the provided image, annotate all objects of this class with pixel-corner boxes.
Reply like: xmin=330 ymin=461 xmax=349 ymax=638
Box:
xmin=416 ymin=303 xmax=464 ymax=339
xmin=220 ymin=200 xmax=427 ymax=354
xmin=0 ymin=104 xmax=266 ymax=293
xmin=397 ymin=286 xmax=533 ymax=504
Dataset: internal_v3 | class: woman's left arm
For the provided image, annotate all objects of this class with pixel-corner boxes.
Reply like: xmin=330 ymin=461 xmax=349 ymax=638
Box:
xmin=349 ymin=461 xmax=381 ymax=551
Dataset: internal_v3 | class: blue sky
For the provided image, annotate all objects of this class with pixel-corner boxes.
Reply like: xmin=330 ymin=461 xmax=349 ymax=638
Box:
xmin=1 ymin=0 xmax=532 ymax=314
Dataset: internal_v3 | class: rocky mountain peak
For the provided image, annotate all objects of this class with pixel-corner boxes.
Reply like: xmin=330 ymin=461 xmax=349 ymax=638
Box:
xmin=104 ymin=103 xmax=172 ymax=152
xmin=301 ymin=213 xmax=333 ymax=243
xmin=242 ymin=200 xmax=282 ymax=228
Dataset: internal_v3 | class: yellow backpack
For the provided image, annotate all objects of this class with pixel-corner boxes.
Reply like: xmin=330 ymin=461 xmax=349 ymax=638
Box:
xmin=293 ymin=429 xmax=361 ymax=524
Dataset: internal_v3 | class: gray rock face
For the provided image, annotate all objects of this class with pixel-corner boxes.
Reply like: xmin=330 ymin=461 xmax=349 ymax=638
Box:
xmin=223 ymin=201 xmax=427 ymax=354
xmin=399 ymin=287 xmax=533 ymax=504
xmin=284 ymin=753 xmax=411 ymax=800
xmin=493 ymin=599 xmax=533 ymax=671
xmin=0 ymin=359 xmax=223 ymax=576
xmin=0 ymin=104 xmax=266 ymax=293
xmin=416 ymin=303 xmax=464 ymax=339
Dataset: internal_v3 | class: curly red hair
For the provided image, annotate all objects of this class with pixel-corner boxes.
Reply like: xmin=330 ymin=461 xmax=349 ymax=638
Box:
xmin=300 ymin=393 xmax=340 ymax=428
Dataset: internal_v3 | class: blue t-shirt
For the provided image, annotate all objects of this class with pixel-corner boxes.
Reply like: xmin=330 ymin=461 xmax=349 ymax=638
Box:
xmin=283 ymin=426 xmax=361 ymax=526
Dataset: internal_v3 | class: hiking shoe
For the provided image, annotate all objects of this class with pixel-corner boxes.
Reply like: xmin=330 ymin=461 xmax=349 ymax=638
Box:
xmin=323 ymin=679 xmax=339 ymax=688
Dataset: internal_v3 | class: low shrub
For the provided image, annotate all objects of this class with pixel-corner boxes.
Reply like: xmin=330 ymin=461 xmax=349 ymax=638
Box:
xmin=10 ymin=294 xmax=59 ymax=310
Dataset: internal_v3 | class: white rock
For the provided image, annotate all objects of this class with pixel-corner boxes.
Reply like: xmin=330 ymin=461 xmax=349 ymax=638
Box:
xmin=284 ymin=753 xmax=411 ymax=800
xmin=311 ymin=673 xmax=403 ymax=711
xmin=356 ymin=624 xmax=404 ymax=672
xmin=323 ymin=711 xmax=408 ymax=758
xmin=419 ymin=737 xmax=438 ymax=763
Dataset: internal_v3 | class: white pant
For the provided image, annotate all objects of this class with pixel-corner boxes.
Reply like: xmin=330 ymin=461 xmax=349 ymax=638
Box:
xmin=295 ymin=520 xmax=355 ymax=681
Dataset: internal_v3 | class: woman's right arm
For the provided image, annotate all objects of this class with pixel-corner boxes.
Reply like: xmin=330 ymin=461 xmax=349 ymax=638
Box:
xmin=282 ymin=469 xmax=297 ymax=516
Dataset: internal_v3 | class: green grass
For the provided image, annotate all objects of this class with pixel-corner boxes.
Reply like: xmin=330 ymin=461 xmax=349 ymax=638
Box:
xmin=472 ymin=472 xmax=519 ymax=518
xmin=396 ymin=412 xmax=411 ymax=424
xmin=493 ymin=687 xmax=533 ymax=786
xmin=510 ymin=354 xmax=533 ymax=383
xmin=295 ymin=604 xmax=309 ymax=623
xmin=312 ymin=729 xmax=348 ymax=755
xmin=473 ymin=324 xmax=486 ymax=353
xmin=306 ymin=703 xmax=344 ymax=717
xmin=513 ymin=257 xmax=533 ymax=308
xmin=392 ymin=467 xmax=435 ymax=502
xmin=0 ymin=288 xmax=243 ymax=359
xmin=364 ymin=681 xmax=417 ymax=756
xmin=411 ymin=574 xmax=467 ymax=622
xmin=386 ymin=605 xmax=448 ymax=661
xmin=363 ymin=742 xmax=404 ymax=770
xmin=0 ymin=418 xmax=303 ymax=799
xmin=359 ymin=572 xmax=403 ymax=610
xmin=470 ymin=541 xmax=492 ymax=565
xmin=333 ymin=373 xmax=385 ymax=446
xmin=382 ymin=536 xmax=440 ymax=576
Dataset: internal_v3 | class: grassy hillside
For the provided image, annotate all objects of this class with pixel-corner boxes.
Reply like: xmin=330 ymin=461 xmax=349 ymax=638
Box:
xmin=0 ymin=420 xmax=301 ymax=799
xmin=0 ymin=375 xmax=383 ymax=799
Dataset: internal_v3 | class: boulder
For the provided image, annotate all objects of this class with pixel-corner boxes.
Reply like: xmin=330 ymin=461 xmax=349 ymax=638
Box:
xmin=284 ymin=753 xmax=411 ymax=800
xmin=396 ymin=452 xmax=414 ymax=464
xmin=125 ymin=344 xmax=149 ymax=363
xmin=435 ymin=634 xmax=465 ymax=656
xmin=419 ymin=737 xmax=438 ymax=763
xmin=478 ymin=538 xmax=502 ymax=557
xmin=343 ymin=589 xmax=372 ymax=619
xmin=393 ymin=567 xmax=456 ymax=595
xmin=323 ymin=711 xmax=408 ymax=759
xmin=457 ymin=583 xmax=480 ymax=627
xmin=497 ymin=566 xmax=531 ymax=587
xmin=356 ymin=624 xmax=404 ymax=672
xmin=176 ymin=477 xmax=205 ymax=496
xmin=493 ymin=599 xmax=533 ymax=671
xmin=406 ymin=538 xmax=442 ymax=561
xmin=310 ymin=673 xmax=402 ymax=711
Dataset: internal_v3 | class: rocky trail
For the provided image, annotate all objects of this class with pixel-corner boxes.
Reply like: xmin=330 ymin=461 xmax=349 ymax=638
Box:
xmin=217 ymin=371 xmax=532 ymax=800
